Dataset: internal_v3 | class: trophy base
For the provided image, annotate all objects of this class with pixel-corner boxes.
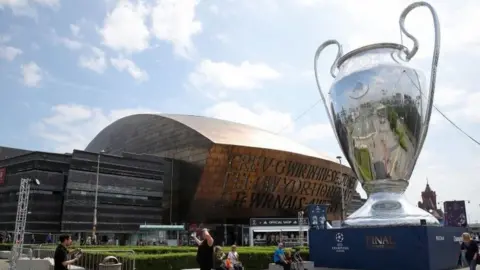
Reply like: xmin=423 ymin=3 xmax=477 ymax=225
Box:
xmin=343 ymin=192 xmax=440 ymax=227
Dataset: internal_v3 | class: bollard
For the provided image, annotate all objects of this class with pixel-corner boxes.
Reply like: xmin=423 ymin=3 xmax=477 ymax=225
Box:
xmin=99 ymin=256 xmax=122 ymax=270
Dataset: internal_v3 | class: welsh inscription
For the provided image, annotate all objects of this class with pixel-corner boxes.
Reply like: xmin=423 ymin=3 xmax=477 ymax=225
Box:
xmin=223 ymin=153 xmax=357 ymax=214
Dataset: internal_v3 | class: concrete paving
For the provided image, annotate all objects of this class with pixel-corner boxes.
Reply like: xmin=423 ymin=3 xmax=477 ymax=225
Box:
xmin=0 ymin=259 xmax=8 ymax=270
xmin=2 ymin=259 xmax=472 ymax=270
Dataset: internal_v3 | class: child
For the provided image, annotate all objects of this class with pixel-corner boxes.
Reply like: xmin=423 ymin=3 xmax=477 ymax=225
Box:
xmin=285 ymin=249 xmax=293 ymax=264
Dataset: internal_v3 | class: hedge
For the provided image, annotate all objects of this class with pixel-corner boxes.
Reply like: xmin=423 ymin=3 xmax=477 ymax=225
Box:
xmin=78 ymin=249 xmax=309 ymax=270
xmin=0 ymin=244 xmax=310 ymax=270
xmin=0 ymin=243 xmax=283 ymax=253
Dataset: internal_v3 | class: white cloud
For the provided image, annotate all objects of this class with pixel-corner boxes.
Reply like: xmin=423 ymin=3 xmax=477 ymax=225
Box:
xmin=78 ymin=47 xmax=107 ymax=73
xmin=295 ymin=0 xmax=325 ymax=7
xmin=203 ymin=101 xmax=334 ymax=146
xmin=0 ymin=0 xmax=27 ymax=9
xmin=31 ymin=42 xmax=40 ymax=50
xmin=34 ymin=104 xmax=160 ymax=153
xmin=151 ymin=0 xmax=202 ymax=58
xmin=99 ymin=0 xmax=150 ymax=53
xmin=296 ymin=123 xmax=333 ymax=142
xmin=462 ymin=92 xmax=480 ymax=123
xmin=0 ymin=0 xmax=59 ymax=17
xmin=70 ymin=24 xmax=80 ymax=38
xmin=110 ymin=56 xmax=148 ymax=81
xmin=0 ymin=35 xmax=11 ymax=43
xmin=21 ymin=61 xmax=42 ymax=87
xmin=189 ymin=59 xmax=281 ymax=98
xmin=0 ymin=45 xmax=22 ymax=61
xmin=59 ymin=37 xmax=83 ymax=50
xmin=434 ymin=87 xmax=467 ymax=107
xmin=214 ymin=34 xmax=229 ymax=44
xmin=51 ymin=29 xmax=83 ymax=50
xmin=204 ymin=101 xmax=294 ymax=134
xmin=209 ymin=4 xmax=219 ymax=15
xmin=32 ymin=0 xmax=59 ymax=7
xmin=328 ymin=0 xmax=480 ymax=58
xmin=431 ymin=90 xmax=480 ymax=126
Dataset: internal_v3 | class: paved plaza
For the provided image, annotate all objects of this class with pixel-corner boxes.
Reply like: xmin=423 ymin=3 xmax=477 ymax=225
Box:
xmin=0 ymin=260 xmax=7 ymax=270
xmin=0 ymin=259 xmax=474 ymax=270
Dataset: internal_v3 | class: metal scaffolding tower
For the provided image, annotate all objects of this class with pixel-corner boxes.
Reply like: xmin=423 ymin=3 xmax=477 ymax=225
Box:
xmin=8 ymin=178 xmax=39 ymax=270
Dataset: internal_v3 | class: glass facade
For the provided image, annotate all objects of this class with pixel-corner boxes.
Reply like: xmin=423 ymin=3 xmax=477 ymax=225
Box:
xmin=0 ymin=152 xmax=70 ymax=233
xmin=0 ymin=149 xmax=172 ymax=233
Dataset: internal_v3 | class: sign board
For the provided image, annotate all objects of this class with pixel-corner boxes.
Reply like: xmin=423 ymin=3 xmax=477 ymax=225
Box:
xmin=444 ymin=201 xmax=468 ymax=227
xmin=307 ymin=204 xmax=328 ymax=230
xmin=309 ymin=226 xmax=465 ymax=270
xmin=250 ymin=218 xmax=308 ymax=227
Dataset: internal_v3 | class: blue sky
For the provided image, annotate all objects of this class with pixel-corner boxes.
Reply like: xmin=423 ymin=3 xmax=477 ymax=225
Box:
xmin=1 ymin=0 xmax=480 ymax=221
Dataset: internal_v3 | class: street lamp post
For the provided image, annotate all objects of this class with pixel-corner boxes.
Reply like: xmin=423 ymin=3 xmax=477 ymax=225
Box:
xmin=92 ymin=150 xmax=105 ymax=244
xmin=298 ymin=211 xmax=304 ymax=247
xmin=336 ymin=156 xmax=345 ymax=223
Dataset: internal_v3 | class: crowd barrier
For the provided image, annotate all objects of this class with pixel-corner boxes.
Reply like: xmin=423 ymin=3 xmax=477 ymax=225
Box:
xmin=6 ymin=247 xmax=136 ymax=270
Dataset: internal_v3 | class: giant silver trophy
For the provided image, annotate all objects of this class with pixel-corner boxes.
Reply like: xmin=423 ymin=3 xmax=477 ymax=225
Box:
xmin=314 ymin=1 xmax=440 ymax=227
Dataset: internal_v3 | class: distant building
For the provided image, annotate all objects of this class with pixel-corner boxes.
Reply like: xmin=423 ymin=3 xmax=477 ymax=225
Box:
xmin=417 ymin=182 xmax=444 ymax=220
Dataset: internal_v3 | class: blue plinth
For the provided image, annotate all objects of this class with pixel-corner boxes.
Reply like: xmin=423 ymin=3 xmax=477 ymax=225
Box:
xmin=309 ymin=226 xmax=465 ymax=270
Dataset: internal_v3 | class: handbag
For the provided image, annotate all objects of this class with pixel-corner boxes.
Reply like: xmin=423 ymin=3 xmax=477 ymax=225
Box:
xmin=225 ymin=258 xmax=232 ymax=269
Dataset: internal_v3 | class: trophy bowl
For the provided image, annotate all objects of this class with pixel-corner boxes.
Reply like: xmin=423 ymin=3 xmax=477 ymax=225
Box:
xmin=314 ymin=1 xmax=441 ymax=227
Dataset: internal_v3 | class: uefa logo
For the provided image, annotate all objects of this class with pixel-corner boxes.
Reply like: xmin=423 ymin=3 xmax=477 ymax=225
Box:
xmin=332 ymin=232 xmax=349 ymax=253
xmin=335 ymin=233 xmax=344 ymax=243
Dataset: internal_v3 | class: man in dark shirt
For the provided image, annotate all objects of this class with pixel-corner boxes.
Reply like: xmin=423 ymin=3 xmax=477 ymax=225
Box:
xmin=193 ymin=229 xmax=214 ymax=270
xmin=54 ymin=234 xmax=81 ymax=270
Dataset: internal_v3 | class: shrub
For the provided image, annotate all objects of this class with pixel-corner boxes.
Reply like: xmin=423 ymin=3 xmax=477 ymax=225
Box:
xmin=79 ymin=249 xmax=309 ymax=270
xmin=0 ymin=243 xmax=310 ymax=270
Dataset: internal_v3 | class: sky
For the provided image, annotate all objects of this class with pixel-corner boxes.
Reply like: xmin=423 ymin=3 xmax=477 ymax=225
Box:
xmin=1 ymin=0 xmax=480 ymax=222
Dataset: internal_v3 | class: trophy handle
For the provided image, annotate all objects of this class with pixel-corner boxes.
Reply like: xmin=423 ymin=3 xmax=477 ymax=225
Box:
xmin=314 ymin=40 xmax=343 ymax=128
xmin=399 ymin=1 xmax=440 ymax=153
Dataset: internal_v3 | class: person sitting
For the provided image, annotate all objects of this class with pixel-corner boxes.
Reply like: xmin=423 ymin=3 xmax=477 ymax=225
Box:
xmin=273 ymin=243 xmax=291 ymax=270
xmin=285 ymin=249 xmax=293 ymax=264
xmin=227 ymin=245 xmax=243 ymax=270
xmin=214 ymin=246 xmax=227 ymax=270
xmin=292 ymin=248 xmax=303 ymax=270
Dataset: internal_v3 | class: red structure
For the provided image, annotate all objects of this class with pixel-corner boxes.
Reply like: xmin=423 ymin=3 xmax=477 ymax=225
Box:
xmin=417 ymin=180 xmax=444 ymax=220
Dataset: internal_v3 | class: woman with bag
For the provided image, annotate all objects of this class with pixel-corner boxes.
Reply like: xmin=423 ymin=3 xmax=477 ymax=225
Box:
xmin=227 ymin=245 xmax=243 ymax=270
xmin=460 ymin=232 xmax=478 ymax=270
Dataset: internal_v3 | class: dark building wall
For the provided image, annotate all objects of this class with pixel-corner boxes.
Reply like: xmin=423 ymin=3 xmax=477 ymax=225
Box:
xmin=0 ymin=149 xmax=174 ymax=234
xmin=85 ymin=114 xmax=212 ymax=221
xmin=0 ymin=152 xmax=70 ymax=232
xmin=0 ymin=146 xmax=31 ymax=160
xmin=61 ymin=150 xmax=168 ymax=233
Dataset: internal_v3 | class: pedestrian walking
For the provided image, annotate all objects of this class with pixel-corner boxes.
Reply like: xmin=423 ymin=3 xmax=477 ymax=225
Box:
xmin=193 ymin=229 xmax=214 ymax=270
xmin=54 ymin=235 xmax=82 ymax=270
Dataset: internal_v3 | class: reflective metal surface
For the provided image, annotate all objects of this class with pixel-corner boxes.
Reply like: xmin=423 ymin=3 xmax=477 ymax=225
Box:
xmin=87 ymin=113 xmax=334 ymax=161
xmin=314 ymin=1 xmax=441 ymax=227
xmin=163 ymin=114 xmax=334 ymax=161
